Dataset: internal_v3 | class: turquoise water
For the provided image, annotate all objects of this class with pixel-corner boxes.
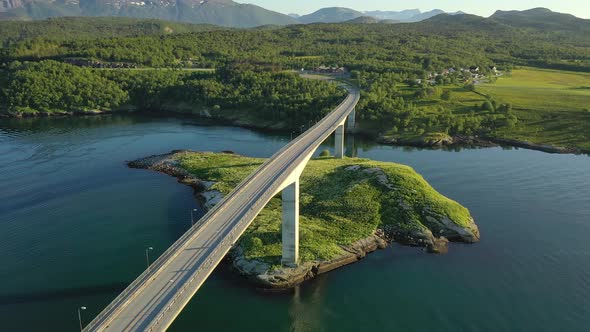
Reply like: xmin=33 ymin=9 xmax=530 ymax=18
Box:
xmin=0 ymin=115 xmax=588 ymax=331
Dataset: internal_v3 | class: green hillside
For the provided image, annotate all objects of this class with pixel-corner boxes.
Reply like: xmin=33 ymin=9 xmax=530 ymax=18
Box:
xmin=491 ymin=8 xmax=590 ymax=33
xmin=0 ymin=17 xmax=223 ymax=43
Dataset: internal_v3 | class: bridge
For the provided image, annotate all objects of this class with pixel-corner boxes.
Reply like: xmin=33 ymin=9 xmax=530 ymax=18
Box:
xmin=83 ymin=85 xmax=360 ymax=332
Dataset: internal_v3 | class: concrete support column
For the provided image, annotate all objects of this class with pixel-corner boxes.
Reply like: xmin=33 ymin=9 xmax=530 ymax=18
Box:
xmin=347 ymin=108 xmax=356 ymax=130
xmin=335 ymin=124 xmax=345 ymax=159
xmin=281 ymin=180 xmax=299 ymax=267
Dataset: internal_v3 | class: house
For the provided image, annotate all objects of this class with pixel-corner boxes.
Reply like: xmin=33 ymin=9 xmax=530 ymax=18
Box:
xmin=489 ymin=66 xmax=498 ymax=73
xmin=470 ymin=66 xmax=480 ymax=72
xmin=314 ymin=65 xmax=346 ymax=74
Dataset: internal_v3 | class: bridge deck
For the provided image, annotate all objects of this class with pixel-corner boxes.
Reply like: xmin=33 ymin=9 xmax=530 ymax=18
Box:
xmin=84 ymin=86 xmax=360 ymax=332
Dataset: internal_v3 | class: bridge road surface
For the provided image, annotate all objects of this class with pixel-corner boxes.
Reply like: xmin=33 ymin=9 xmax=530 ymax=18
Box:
xmin=84 ymin=86 xmax=360 ymax=332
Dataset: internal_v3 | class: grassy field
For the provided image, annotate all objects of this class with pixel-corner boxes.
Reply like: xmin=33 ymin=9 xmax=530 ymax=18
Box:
xmin=478 ymin=68 xmax=590 ymax=151
xmin=177 ymin=152 xmax=476 ymax=265
xmin=359 ymin=83 xmax=491 ymax=144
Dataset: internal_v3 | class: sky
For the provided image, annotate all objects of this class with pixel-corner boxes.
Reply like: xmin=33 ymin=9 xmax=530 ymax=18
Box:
xmin=236 ymin=0 xmax=590 ymax=19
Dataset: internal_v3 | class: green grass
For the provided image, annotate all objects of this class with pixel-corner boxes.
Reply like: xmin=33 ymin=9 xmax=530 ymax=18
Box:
xmin=360 ymin=83 xmax=489 ymax=143
xmin=176 ymin=152 xmax=476 ymax=265
xmin=478 ymin=68 xmax=590 ymax=151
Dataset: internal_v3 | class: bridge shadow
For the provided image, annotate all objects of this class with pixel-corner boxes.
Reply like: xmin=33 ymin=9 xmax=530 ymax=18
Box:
xmin=0 ymin=282 xmax=128 ymax=306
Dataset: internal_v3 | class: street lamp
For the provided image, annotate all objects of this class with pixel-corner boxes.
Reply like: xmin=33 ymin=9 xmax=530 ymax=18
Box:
xmin=290 ymin=131 xmax=296 ymax=140
xmin=145 ymin=247 xmax=154 ymax=270
xmin=78 ymin=306 xmax=87 ymax=332
xmin=190 ymin=208 xmax=198 ymax=226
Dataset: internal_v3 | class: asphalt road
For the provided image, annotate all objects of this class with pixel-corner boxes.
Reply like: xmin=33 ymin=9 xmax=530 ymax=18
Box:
xmin=84 ymin=85 xmax=360 ymax=332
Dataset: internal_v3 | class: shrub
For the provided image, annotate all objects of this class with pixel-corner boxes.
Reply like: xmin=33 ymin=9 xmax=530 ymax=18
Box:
xmin=319 ymin=149 xmax=331 ymax=158
xmin=441 ymin=90 xmax=452 ymax=101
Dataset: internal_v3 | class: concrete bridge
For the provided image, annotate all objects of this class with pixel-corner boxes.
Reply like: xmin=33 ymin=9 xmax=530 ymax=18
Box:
xmin=83 ymin=85 xmax=360 ymax=332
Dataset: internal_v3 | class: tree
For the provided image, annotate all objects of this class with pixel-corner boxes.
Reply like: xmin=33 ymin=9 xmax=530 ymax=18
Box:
xmin=441 ymin=90 xmax=452 ymax=101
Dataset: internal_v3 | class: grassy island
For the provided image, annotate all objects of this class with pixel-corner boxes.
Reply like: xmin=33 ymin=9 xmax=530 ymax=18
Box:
xmin=130 ymin=151 xmax=479 ymax=287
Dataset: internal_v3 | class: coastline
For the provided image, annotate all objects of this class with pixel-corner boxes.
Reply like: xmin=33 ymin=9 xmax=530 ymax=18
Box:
xmin=2 ymin=107 xmax=584 ymax=155
xmin=128 ymin=151 xmax=479 ymax=289
xmin=127 ymin=151 xmax=388 ymax=288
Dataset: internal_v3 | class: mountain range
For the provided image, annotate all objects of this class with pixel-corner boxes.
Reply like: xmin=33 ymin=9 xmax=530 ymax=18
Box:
xmin=0 ymin=0 xmax=299 ymax=27
xmin=0 ymin=1 xmax=588 ymax=31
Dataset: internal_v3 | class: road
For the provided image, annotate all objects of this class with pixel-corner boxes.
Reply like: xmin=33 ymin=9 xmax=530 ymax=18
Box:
xmin=84 ymin=85 xmax=360 ymax=332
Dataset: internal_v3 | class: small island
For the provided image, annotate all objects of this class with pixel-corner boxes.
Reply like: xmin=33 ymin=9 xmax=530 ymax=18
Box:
xmin=129 ymin=151 xmax=479 ymax=288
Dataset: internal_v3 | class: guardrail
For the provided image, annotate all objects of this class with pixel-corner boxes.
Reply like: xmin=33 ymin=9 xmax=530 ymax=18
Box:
xmin=142 ymin=88 xmax=359 ymax=331
xmin=85 ymin=86 xmax=359 ymax=331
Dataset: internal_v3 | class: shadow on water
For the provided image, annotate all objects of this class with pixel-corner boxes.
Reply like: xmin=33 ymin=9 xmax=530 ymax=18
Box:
xmin=0 ymin=283 xmax=128 ymax=306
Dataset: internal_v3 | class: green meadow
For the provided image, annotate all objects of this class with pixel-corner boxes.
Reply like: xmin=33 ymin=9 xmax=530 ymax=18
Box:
xmin=478 ymin=68 xmax=590 ymax=151
xmin=176 ymin=152 xmax=476 ymax=265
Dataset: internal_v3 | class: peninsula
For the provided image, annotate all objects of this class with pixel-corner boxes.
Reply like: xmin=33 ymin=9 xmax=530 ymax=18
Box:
xmin=129 ymin=151 xmax=480 ymax=288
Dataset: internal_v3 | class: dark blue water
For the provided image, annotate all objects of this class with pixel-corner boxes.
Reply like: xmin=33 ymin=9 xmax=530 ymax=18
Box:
xmin=0 ymin=115 xmax=588 ymax=331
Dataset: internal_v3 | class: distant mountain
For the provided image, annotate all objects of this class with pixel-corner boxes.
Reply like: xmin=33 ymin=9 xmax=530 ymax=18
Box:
xmin=365 ymin=9 xmax=420 ymax=21
xmin=344 ymin=16 xmax=380 ymax=24
xmin=298 ymin=7 xmax=364 ymax=24
xmin=0 ymin=0 xmax=299 ymax=28
xmin=409 ymin=9 xmax=445 ymax=22
xmin=490 ymin=7 xmax=590 ymax=33
xmin=362 ymin=9 xmax=463 ymax=23
xmin=2 ymin=2 xmax=588 ymax=33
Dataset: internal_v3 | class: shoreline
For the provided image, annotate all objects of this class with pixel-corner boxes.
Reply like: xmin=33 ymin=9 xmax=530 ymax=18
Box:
xmin=127 ymin=151 xmax=389 ymax=289
xmin=2 ymin=108 xmax=585 ymax=155
xmin=127 ymin=151 xmax=478 ymax=289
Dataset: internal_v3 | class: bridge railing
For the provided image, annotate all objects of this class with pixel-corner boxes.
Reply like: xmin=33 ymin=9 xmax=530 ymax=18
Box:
xmin=85 ymin=86 xmax=357 ymax=331
xmin=143 ymin=147 xmax=295 ymax=330
xmin=143 ymin=88 xmax=360 ymax=331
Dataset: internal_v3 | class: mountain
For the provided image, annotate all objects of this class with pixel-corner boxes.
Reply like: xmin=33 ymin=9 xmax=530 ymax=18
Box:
xmin=409 ymin=9 xmax=445 ymax=22
xmin=490 ymin=8 xmax=590 ymax=33
xmin=362 ymin=9 xmax=463 ymax=23
xmin=419 ymin=13 xmax=515 ymax=36
xmin=298 ymin=7 xmax=364 ymax=24
xmin=344 ymin=16 xmax=380 ymax=24
xmin=365 ymin=9 xmax=420 ymax=21
xmin=0 ymin=16 xmax=222 ymax=43
xmin=0 ymin=0 xmax=299 ymax=28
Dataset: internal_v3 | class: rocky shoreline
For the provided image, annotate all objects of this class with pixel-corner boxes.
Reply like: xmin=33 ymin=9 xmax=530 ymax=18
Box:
xmin=128 ymin=151 xmax=479 ymax=289
xmin=127 ymin=151 xmax=390 ymax=288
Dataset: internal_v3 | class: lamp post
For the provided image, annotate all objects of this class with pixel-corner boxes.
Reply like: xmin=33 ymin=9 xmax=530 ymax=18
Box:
xmin=78 ymin=306 xmax=87 ymax=332
xmin=190 ymin=208 xmax=198 ymax=226
xmin=290 ymin=131 xmax=296 ymax=140
xmin=145 ymin=247 xmax=154 ymax=271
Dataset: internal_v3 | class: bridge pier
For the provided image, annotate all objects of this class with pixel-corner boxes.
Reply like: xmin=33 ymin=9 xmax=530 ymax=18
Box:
xmin=281 ymin=180 xmax=299 ymax=267
xmin=347 ymin=107 xmax=356 ymax=130
xmin=335 ymin=124 xmax=344 ymax=159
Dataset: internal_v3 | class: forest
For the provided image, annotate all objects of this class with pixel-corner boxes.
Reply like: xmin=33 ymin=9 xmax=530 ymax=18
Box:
xmin=0 ymin=60 xmax=345 ymax=127
xmin=1 ymin=16 xmax=589 ymax=150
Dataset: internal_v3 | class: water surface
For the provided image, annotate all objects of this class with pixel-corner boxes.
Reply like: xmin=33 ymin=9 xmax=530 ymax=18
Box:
xmin=0 ymin=115 xmax=588 ymax=331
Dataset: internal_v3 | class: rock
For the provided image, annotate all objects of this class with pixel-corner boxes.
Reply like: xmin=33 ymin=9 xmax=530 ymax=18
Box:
xmin=425 ymin=215 xmax=480 ymax=243
xmin=231 ymin=233 xmax=389 ymax=289
xmin=427 ymin=237 xmax=449 ymax=254
xmin=201 ymin=190 xmax=223 ymax=209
